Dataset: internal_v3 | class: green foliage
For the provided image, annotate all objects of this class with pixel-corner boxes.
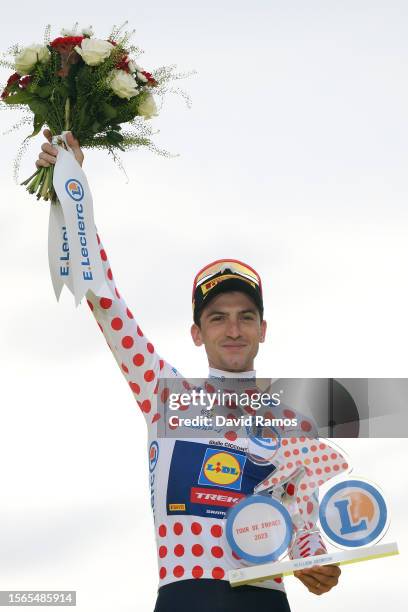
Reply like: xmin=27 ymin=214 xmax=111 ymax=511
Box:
xmin=1 ymin=24 xmax=195 ymax=197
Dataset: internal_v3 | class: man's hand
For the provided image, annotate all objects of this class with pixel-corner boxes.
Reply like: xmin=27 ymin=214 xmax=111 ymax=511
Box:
xmin=36 ymin=129 xmax=84 ymax=169
xmin=294 ymin=564 xmax=341 ymax=595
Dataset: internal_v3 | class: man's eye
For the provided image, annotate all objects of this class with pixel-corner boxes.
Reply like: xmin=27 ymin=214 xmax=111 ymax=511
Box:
xmin=210 ymin=316 xmax=223 ymax=322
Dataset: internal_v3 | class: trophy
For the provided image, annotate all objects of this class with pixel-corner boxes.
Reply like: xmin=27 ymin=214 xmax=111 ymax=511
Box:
xmin=226 ymin=437 xmax=399 ymax=586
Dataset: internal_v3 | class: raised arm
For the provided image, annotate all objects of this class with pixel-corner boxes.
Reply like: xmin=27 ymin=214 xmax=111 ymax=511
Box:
xmin=37 ymin=130 xmax=179 ymax=425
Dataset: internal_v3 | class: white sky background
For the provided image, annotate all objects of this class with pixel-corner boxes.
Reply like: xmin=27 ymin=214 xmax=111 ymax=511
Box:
xmin=0 ymin=1 xmax=407 ymax=611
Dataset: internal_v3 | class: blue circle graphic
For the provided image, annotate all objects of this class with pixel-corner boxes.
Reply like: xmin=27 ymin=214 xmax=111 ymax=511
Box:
xmin=226 ymin=495 xmax=292 ymax=564
xmin=149 ymin=441 xmax=159 ymax=473
xmin=65 ymin=178 xmax=84 ymax=201
xmin=319 ymin=479 xmax=387 ymax=548
xmin=245 ymin=425 xmax=281 ymax=451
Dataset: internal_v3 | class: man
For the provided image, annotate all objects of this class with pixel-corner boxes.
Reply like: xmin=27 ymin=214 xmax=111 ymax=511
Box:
xmin=36 ymin=131 xmax=341 ymax=612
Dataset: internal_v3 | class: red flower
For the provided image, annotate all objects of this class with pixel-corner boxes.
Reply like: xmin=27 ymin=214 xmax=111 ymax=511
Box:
xmin=50 ymin=36 xmax=85 ymax=48
xmin=142 ymin=71 xmax=157 ymax=86
xmin=115 ymin=55 xmax=130 ymax=72
xmin=1 ymin=72 xmax=21 ymax=99
xmin=19 ymin=75 xmax=32 ymax=89
xmin=50 ymin=36 xmax=84 ymax=77
xmin=6 ymin=72 xmax=20 ymax=86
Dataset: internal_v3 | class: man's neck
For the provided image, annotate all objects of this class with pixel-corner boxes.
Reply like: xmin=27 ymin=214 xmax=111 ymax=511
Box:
xmin=208 ymin=367 xmax=256 ymax=379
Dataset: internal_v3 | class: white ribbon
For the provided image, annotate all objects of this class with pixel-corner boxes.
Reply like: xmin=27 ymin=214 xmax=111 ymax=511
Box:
xmin=48 ymin=131 xmax=113 ymax=305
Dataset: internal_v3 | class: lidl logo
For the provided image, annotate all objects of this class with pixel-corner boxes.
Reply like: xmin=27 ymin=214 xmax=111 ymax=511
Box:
xmin=319 ymin=479 xmax=388 ymax=547
xmin=65 ymin=179 xmax=84 ymax=201
xmin=149 ymin=441 xmax=159 ymax=473
xmin=198 ymin=448 xmax=246 ymax=490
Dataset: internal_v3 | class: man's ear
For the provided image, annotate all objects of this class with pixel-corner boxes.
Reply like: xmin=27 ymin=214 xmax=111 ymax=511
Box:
xmin=260 ymin=319 xmax=267 ymax=343
xmin=191 ymin=323 xmax=203 ymax=347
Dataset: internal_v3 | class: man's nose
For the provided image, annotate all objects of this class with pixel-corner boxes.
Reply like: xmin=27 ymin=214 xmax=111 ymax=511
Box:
xmin=225 ymin=319 xmax=241 ymax=338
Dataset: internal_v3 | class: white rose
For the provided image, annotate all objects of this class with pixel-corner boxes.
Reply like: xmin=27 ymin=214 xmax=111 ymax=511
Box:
xmin=75 ymin=38 xmax=114 ymax=66
xmin=15 ymin=45 xmax=50 ymax=75
xmin=108 ymin=70 xmax=139 ymax=99
xmin=138 ymin=93 xmax=158 ymax=119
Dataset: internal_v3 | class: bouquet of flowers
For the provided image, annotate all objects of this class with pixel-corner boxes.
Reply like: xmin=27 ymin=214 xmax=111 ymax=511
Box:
xmin=1 ymin=22 xmax=193 ymax=201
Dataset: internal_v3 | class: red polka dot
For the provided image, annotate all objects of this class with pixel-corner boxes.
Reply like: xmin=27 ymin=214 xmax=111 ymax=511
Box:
xmin=311 ymin=445 xmax=317 ymax=452
xmin=205 ymin=383 xmax=215 ymax=393
xmin=281 ymin=439 xmax=288 ymax=446
xmin=286 ymin=483 xmax=295 ymax=496
xmin=191 ymin=522 xmax=202 ymax=535
xmin=319 ymin=443 xmax=327 ymax=450
xmin=122 ymin=336 xmax=134 ymax=349
xmin=290 ymin=437 xmax=297 ymax=444
xmin=173 ymin=522 xmax=183 ymax=536
xmin=192 ymin=544 xmax=203 ymax=556
xmin=159 ymin=359 xmax=164 ymax=370
xmin=159 ymin=524 xmax=167 ymax=537
xmin=115 ymin=288 xmax=120 ymax=299
xmin=99 ymin=298 xmax=112 ymax=309
xmin=126 ymin=308 xmax=133 ymax=319
xmin=301 ymin=420 xmax=312 ymax=432
xmin=129 ymin=381 xmax=140 ymax=394
xmin=107 ymin=268 xmax=113 ymax=280
xmin=174 ymin=544 xmax=184 ymax=557
xmin=287 ymin=462 xmax=293 ymax=469
xmin=324 ymin=466 xmax=331 ymax=473
xmin=192 ymin=565 xmax=203 ymax=579
xmin=284 ymin=451 xmax=291 ymax=458
xmin=100 ymin=249 xmax=107 ymax=261
xmin=307 ymin=501 xmax=314 ymax=514
xmin=333 ymin=464 xmax=340 ymax=471
xmin=161 ymin=388 xmax=170 ymax=403
xmin=211 ymin=546 xmax=224 ymax=558
xmin=313 ymin=457 xmax=319 ymax=463
xmin=331 ymin=453 xmax=337 ymax=460
xmin=147 ymin=342 xmax=154 ymax=353
xmin=121 ymin=363 xmax=129 ymax=373
xmin=138 ymin=400 xmax=151 ymax=413
xmin=133 ymin=353 xmax=144 ymax=367
xmin=159 ymin=546 xmax=167 ymax=558
xmin=225 ymin=431 xmax=237 ymax=441
xmin=152 ymin=413 xmax=161 ymax=423
xmin=284 ymin=409 xmax=295 ymax=419
xmin=173 ymin=565 xmax=184 ymax=578
xmin=212 ymin=567 xmax=225 ymax=580
xmin=322 ymin=455 xmax=328 ymax=461
xmin=342 ymin=462 xmax=349 ymax=470
xmin=87 ymin=300 xmax=94 ymax=311
xmin=211 ymin=525 xmax=223 ymax=537
xmin=111 ymin=317 xmax=123 ymax=331
xmin=316 ymin=468 xmax=322 ymax=475
xmin=159 ymin=567 xmax=167 ymax=579
xmin=293 ymin=448 xmax=299 ymax=455
xmin=137 ymin=326 xmax=143 ymax=337
xmin=144 ymin=370 xmax=155 ymax=382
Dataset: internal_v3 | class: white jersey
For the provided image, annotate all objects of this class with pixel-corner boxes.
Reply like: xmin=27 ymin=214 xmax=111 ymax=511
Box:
xmin=85 ymin=233 xmax=325 ymax=592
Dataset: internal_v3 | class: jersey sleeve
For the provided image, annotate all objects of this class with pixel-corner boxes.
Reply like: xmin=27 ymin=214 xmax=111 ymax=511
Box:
xmin=85 ymin=232 xmax=179 ymax=426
